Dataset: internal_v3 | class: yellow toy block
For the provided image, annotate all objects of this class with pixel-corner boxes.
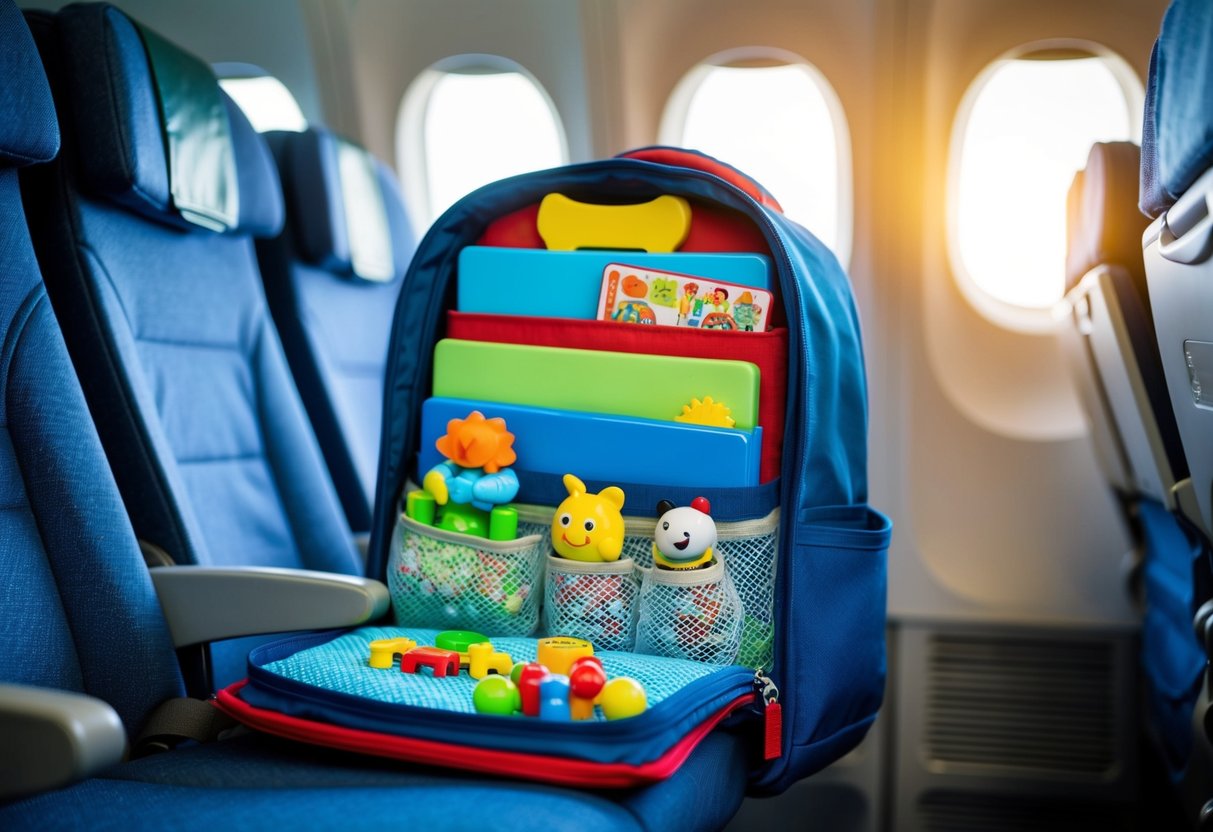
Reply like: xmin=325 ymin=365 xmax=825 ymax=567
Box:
xmin=536 ymin=636 xmax=594 ymax=677
xmin=368 ymin=637 xmax=417 ymax=669
xmin=467 ymin=641 xmax=514 ymax=680
xmin=536 ymin=193 xmax=691 ymax=253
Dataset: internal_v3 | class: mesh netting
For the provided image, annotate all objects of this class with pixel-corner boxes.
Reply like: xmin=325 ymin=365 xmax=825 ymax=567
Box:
xmin=388 ymin=517 xmax=545 ymax=635
xmin=621 ymin=511 xmax=778 ymax=669
xmin=718 ymin=511 xmax=779 ymax=670
xmin=634 ymin=562 xmax=744 ymax=665
xmin=517 ymin=505 xmax=778 ymax=668
xmin=543 ymin=557 xmax=640 ymax=651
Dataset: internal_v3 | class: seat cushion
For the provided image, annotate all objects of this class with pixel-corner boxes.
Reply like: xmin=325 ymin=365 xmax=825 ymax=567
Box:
xmin=1 ymin=727 xmax=747 ymax=832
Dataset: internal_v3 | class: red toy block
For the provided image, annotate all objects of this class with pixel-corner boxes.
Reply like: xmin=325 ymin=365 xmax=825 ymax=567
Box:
xmin=399 ymin=647 xmax=461 ymax=678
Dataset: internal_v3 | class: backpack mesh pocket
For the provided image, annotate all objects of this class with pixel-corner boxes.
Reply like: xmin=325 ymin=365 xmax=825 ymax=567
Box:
xmin=635 ymin=559 xmax=744 ymax=665
xmin=543 ymin=555 xmax=640 ymax=651
xmin=388 ymin=513 xmax=545 ymax=635
xmin=517 ymin=503 xmax=779 ymax=668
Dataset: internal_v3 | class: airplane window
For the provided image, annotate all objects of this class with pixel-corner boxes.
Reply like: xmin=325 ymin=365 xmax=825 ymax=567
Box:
xmin=950 ymin=52 xmax=1141 ymax=319
xmin=217 ymin=75 xmax=307 ymax=133
xmin=662 ymin=60 xmax=851 ymax=266
xmin=401 ymin=64 xmax=567 ymax=229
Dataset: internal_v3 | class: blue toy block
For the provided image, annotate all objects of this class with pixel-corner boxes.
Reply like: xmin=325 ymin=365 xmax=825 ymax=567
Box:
xmin=538 ymin=675 xmax=571 ymax=721
xmin=420 ymin=398 xmax=762 ymax=489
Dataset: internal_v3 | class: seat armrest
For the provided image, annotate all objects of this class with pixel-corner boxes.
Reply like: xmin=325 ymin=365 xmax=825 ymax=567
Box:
xmin=0 ymin=684 xmax=126 ymax=800
xmin=149 ymin=566 xmax=389 ymax=648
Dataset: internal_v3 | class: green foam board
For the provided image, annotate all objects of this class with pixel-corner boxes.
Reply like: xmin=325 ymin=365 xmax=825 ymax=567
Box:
xmin=433 ymin=339 xmax=760 ymax=430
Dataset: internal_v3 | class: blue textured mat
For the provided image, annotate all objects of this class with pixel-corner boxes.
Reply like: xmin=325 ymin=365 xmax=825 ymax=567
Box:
xmin=258 ymin=626 xmax=730 ymax=719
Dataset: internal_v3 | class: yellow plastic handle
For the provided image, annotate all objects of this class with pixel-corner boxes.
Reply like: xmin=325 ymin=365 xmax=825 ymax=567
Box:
xmin=537 ymin=193 xmax=691 ymax=252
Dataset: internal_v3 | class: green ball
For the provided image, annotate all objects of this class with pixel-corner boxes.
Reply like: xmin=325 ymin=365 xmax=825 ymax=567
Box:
xmin=509 ymin=661 xmax=527 ymax=685
xmin=473 ymin=675 xmax=520 ymax=716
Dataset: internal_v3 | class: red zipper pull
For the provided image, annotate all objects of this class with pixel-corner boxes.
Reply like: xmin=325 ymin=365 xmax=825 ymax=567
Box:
xmin=755 ymin=671 xmax=782 ymax=760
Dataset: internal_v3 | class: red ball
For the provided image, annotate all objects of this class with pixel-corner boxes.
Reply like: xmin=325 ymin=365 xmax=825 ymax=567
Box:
xmin=568 ymin=660 xmax=606 ymax=698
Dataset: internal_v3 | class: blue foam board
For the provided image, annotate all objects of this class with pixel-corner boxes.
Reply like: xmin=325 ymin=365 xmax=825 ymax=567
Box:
xmin=456 ymin=247 xmax=772 ymax=319
xmin=419 ymin=397 xmax=762 ymax=489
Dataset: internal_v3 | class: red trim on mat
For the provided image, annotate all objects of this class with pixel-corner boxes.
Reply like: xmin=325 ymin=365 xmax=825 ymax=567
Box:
xmin=214 ymin=681 xmax=752 ymax=789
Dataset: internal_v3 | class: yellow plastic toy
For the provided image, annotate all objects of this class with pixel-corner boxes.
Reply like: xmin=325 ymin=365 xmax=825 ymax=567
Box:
xmin=674 ymin=396 xmax=735 ymax=428
xmin=536 ymin=636 xmax=594 ymax=676
xmin=599 ymin=676 xmax=648 ymax=720
xmin=367 ymin=637 xmax=418 ymax=669
xmin=550 ymin=474 xmax=626 ymax=563
xmin=467 ymin=642 xmax=514 ymax=680
xmin=536 ymin=193 xmax=691 ymax=253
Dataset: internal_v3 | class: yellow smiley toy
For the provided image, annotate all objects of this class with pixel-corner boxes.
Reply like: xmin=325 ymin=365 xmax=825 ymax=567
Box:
xmin=550 ymin=474 xmax=626 ymax=563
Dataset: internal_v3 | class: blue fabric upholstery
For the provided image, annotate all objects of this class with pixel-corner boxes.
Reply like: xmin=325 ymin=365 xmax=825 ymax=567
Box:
xmin=23 ymin=4 xmax=360 ymax=687
xmin=0 ymin=779 xmax=641 ymax=832
xmin=1140 ymin=0 xmax=1213 ymax=217
xmin=0 ymin=169 xmax=185 ymax=735
xmin=56 ymin=3 xmax=282 ymax=236
xmin=0 ymin=0 xmax=184 ymax=735
xmin=0 ymin=0 xmax=57 ymax=166
xmin=1139 ymin=499 xmax=1209 ymax=776
xmin=0 ymin=728 xmax=743 ymax=831
xmin=258 ymin=128 xmax=415 ymax=532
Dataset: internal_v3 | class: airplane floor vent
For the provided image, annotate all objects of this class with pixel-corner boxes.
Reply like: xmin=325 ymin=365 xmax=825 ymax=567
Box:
xmin=917 ymin=792 xmax=1134 ymax=832
xmin=924 ymin=633 xmax=1117 ymax=776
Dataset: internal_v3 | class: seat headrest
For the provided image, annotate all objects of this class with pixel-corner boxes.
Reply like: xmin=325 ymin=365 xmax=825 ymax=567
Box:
xmin=1065 ymin=142 xmax=1149 ymax=293
xmin=56 ymin=3 xmax=282 ymax=236
xmin=1140 ymin=0 xmax=1213 ymax=217
xmin=267 ymin=128 xmax=413 ymax=282
xmin=0 ymin=0 xmax=59 ymax=167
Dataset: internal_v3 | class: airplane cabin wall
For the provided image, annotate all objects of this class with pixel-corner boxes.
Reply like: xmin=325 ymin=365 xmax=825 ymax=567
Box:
xmin=895 ymin=0 xmax=1165 ymax=629
xmin=20 ymin=0 xmax=328 ymax=126
xmin=340 ymin=0 xmax=596 ymax=173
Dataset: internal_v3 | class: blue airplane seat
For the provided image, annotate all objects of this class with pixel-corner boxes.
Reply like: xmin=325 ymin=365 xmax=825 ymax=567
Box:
xmin=4 ymin=6 xmax=749 ymax=829
xmin=1139 ymin=7 xmax=1213 ymax=818
xmin=20 ymin=2 xmax=362 ymax=689
xmin=0 ymin=0 xmax=186 ymax=737
xmin=257 ymin=128 xmax=416 ymax=534
xmin=1065 ymin=141 xmax=1210 ymax=791
xmin=1139 ymin=0 xmax=1213 ymax=547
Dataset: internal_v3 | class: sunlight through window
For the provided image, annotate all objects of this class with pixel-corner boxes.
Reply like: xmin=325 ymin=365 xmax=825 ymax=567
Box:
xmin=952 ymin=55 xmax=1140 ymax=312
xmin=420 ymin=70 xmax=565 ymax=224
xmin=218 ymin=75 xmax=306 ymax=133
xmin=665 ymin=62 xmax=850 ymax=265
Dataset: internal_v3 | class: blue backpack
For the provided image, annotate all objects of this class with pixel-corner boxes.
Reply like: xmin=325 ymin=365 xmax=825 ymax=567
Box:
xmin=362 ymin=147 xmax=892 ymax=792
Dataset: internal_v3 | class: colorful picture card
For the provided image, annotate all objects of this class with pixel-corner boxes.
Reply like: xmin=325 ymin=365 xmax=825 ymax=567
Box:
xmin=456 ymin=246 xmax=771 ymax=320
xmin=596 ymin=264 xmax=773 ymax=331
